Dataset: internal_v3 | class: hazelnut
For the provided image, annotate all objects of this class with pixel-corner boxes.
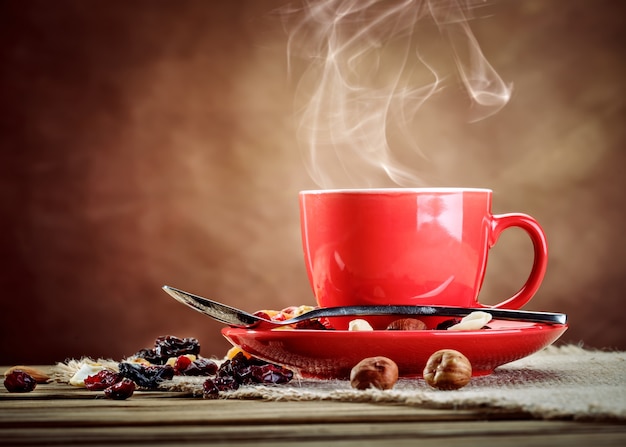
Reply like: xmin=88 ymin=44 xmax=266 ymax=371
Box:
xmin=423 ymin=349 xmax=472 ymax=390
xmin=350 ymin=356 xmax=399 ymax=390
xmin=386 ymin=318 xmax=427 ymax=331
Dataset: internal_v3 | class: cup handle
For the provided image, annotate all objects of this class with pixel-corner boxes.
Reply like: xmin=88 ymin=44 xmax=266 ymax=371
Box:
xmin=487 ymin=213 xmax=548 ymax=309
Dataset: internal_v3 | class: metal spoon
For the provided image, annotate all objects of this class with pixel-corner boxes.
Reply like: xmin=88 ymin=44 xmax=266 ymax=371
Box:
xmin=162 ymin=285 xmax=567 ymax=329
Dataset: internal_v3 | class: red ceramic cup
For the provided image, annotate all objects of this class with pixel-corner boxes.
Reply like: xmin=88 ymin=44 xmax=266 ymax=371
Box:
xmin=299 ymin=188 xmax=547 ymax=313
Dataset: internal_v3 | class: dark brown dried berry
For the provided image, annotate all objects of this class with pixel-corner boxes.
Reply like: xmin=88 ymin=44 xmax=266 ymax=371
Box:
xmin=84 ymin=370 xmax=121 ymax=391
xmin=436 ymin=318 xmax=461 ymax=330
xmin=134 ymin=335 xmax=201 ymax=364
xmin=133 ymin=348 xmax=162 ymax=364
xmin=3 ymin=370 xmax=37 ymax=393
xmin=118 ymin=362 xmax=174 ymax=389
xmin=104 ymin=379 xmax=135 ymax=400
xmin=154 ymin=335 xmax=200 ymax=359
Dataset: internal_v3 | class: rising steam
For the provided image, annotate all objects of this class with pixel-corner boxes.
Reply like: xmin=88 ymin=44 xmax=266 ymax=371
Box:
xmin=282 ymin=0 xmax=512 ymax=188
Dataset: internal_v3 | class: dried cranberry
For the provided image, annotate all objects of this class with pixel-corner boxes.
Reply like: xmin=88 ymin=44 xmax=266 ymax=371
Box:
xmin=173 ymin=355 xmax=193 ymax=374
xmin=294 ymin=319 xmax=327 ymax=330
xmin=118 ymin=362 xmax=174 ymax=389
xmin=219 ymin=352 xmax=258 ymax=384
xmin=104 ymin=379 xmax=135 ymax=400
xmin=217 ymin=359 xmax=235 ymax=378
xmin=202 ymin=379 xmax=220 ymax=399
xmin=218 ymin=352 xmax=294 ymax=386
xmin=3 ymin=370 xmax=37 ymax=393
xmin=253 ymin=311 xmax=272 ymax=320
xmin=318 ymin=317 xmax=336 ymax=329
xmin=250 ymin=364 xmax=293 ymax=384
xmin=214 ymin=375 xmax=239 ymax=391
xmin=84 ymin=370 xmax=121 ymax=391
xmin=221 ymin=359 xmax=252 ymax=384
xmin=180 ymin=358 xmax=218 ymax=376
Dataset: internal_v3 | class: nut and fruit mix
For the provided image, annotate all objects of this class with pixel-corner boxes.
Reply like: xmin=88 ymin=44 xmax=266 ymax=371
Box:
xmin=255 ymin=305 xmax=493 ymax=332
xmin=3 ymin=335 xmax=295 ymax=400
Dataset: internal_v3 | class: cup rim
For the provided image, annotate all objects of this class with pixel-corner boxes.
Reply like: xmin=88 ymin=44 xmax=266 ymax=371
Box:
xmin=300 ymin=187 xmax=492 ymax=194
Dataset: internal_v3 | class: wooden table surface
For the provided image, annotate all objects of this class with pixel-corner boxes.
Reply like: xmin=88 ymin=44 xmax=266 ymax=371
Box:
xmin=1 ymin=367 xmax=625 ymax=447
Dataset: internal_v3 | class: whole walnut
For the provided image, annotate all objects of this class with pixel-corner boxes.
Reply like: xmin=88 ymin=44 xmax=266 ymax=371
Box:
xmin=350 ymin=356 xmax=399 ymax=390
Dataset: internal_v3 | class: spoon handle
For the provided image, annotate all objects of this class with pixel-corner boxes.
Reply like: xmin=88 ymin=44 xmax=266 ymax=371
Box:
xmin=284 ymin=305 xmax=567 ymax=326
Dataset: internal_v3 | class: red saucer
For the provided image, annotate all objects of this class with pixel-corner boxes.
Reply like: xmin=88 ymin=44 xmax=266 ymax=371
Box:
xmin=222 ymin=319 xmax=568 ymax=379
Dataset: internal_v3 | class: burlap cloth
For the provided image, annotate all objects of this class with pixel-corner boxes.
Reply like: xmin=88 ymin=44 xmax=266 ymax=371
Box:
xmin=169 ymin=345 xmax=626 ymax=421
xmin=54 ymin=345 xmax=625 ymax=421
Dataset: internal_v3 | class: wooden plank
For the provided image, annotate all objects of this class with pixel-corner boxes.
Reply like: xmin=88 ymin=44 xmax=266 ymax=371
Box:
xmin=1 ymin=421 xmax=625 ymax=447
xmin=0 ymin=398 xmax=508 ymax=426
xmin=2 ymin=400 xmax=625 ymax=446
xmin=1 ymin=381 xmax=525 ymax=425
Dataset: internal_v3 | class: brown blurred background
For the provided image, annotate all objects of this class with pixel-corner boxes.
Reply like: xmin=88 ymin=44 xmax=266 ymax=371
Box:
xmin=1 ymin=0 xmax=624 ymax=365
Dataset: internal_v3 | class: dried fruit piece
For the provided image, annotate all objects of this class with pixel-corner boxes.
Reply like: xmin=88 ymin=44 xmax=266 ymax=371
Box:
xmin=69 ymin=362 xmax=107 ymax=387
xmin=202 ymin=378 xmax=220 ymax=399
xmin=134 ymin=335 xmax=200 ymax=365
xmin=172 ymin=355 xmax=193 ymax=373
xmin=205 ymin=351 xmax=295 ymax=399
xmin=218 ymin=352 xmax=293 ymax=386
xmin=290 ymin=305 xmax=316 ymax=317
xmin=214 ymin=375 xmax=239 ymax=392
xmin=253 ymin=310 xmax=274 ymax=320
xmin=250 ymin=364 xmax=294 ymax=384
xmin=3 ymin=370 xmax=37 ymax=393
xmin=350 ymin=356 xmax=399 ymax=390
xmin=386 ymin=318 xmax=427 ymax=331
xmin=423 ymin=349 xmax=472 ymax=390
xmin=4 ymin=366 xmax=49 ymax=384
xmin=294 ymin=319 xmax=327 ymax=330
xmin=436 ymin=318 xmax=460 ymax=330
xmin=118 ymin=362 xmax=174 ymax=389
xmin=447 ymin=311 xmax=492 ymax=331
xmin=348 ymin=319 xmax=374 ymax=331
xmin=104 ymin=379 xmax=135 ymax=400
xmin=179 ymin=358 xmax=218 ymax=376
xmin=225 ymin=346 xmax=252 ymax=360
xmin=154 ymin=335 xmax=200 ymax=358
xmin=84 ymin=370 xmax=121 ymax=391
